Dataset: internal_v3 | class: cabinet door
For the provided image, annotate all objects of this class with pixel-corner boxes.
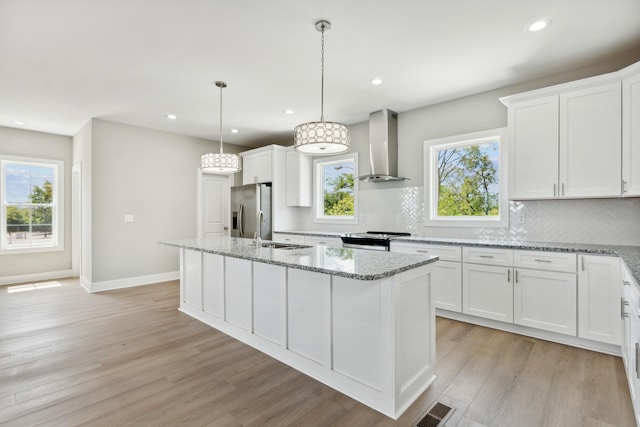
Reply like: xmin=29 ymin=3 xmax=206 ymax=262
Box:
xmin=508 ymin=96 xmax=559 ymax=199
xmin=242 ymin=150 xmax=272 ymax=184
xmin=514 ymin=268 xmax=577 ymax=335
xmin=629 ymin=308 xmax=640 ymax=422
xmin=623 ymin=71 xmax=640 ymax=196
xmin=286 ymin=150 xmax=312 ymax=206
xmin=433 ymin=260 xmax=462 ymax=313
xmin=559 ymin=82 xmax=622 ymax=198
xmin=463 ymin=264 xmax=513 ymax=322
xmin=577 ymin=255 xmax=621 ymax=345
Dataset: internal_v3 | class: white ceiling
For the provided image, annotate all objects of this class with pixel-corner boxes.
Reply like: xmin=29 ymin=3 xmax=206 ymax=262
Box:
xmin=1 ymin=0 xmax=639 ymax=147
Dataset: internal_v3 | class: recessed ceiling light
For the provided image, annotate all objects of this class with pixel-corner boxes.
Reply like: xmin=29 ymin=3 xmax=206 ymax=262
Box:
xmin=526 ymin=18 xmax=551 ymax=32
xmin=284 ymin=109 xmax=294 ymax=115
xmin=166 ymin=114 xmax=177 ymax=120
xmin=230 ymin=129 xmax=239 ymax=134
xmin=371 ymin=78 xmax=383 ymax=85
xmin=13 ymin=121 xmax=25 ymax=126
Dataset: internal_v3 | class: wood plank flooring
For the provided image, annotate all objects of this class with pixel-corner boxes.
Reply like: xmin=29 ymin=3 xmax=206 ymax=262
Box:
xmin=0 ymin=279 xmax=635 ymax=426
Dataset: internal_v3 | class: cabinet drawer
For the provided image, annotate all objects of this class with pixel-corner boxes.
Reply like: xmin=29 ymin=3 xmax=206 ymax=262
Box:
xmin=463 ymin=246 xmax=513 ymax=266
xmin=305 ymin=236 xmax=342 ymax=247
xmin=391 ymin=243 xmax=461 ymax=262
xmin=513 ymin=250 xmax=577 ymax=273
xmin=271 ymin=233 xmax=305 ymax=244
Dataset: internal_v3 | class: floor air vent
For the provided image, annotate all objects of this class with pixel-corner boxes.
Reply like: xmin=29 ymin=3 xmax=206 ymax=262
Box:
xmin=416 ymin=402 xmax=454 ymax=427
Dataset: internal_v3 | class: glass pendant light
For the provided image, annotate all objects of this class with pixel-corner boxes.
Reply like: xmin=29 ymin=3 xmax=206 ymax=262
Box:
xmin=294 ymin=20 xmax=350 ymax=155
xmin=201 ymin=81 xmax=242 ymax=173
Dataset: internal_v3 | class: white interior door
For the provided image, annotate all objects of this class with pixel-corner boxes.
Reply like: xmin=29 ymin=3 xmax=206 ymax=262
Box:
xmin=198 ymin=172 xmax=231 ymax=238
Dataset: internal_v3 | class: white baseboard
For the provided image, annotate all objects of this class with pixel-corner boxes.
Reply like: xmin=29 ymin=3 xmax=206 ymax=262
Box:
xmin=85 ymin=271 xmax=179 ymax=293
xmin=0 ymin=269 xmax=73 ymax=286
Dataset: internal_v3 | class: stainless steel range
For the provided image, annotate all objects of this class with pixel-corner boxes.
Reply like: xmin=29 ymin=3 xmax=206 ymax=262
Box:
xmin=341 ymin=231 xmax=411 ymax=251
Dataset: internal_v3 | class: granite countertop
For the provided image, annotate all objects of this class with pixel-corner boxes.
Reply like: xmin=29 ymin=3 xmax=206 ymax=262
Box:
xmin=160 ymin=237 xmax=438 ymax=281
xmin=273 ymin=231 xmax=640 ymax=285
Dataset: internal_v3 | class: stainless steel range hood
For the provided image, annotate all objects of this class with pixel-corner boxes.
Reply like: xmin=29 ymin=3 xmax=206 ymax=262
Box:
xmin=357 ymin=109 xmax=408 ymax=182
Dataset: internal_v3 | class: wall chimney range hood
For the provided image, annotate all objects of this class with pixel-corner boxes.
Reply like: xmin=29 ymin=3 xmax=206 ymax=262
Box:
xmin=358 ymin=109 xmax=408 ymax=182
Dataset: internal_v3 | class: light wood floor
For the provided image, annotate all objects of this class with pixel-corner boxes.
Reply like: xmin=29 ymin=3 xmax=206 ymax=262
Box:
xmin=0 ymin=279 xmax=635 ymax=427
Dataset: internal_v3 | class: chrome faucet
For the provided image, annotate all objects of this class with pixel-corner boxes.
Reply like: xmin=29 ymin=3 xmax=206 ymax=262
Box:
xmin=256 ymin=211 xmax=264 ymax=245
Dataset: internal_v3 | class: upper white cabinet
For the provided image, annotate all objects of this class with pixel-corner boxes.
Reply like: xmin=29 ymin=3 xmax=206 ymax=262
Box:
xmin=508 ymin=96 xmax=559 ymax=199
xmin=559 ymin=82 xmax=621 ymax=198
xmin=242 ymin=147 xmax=273 ymax=184
xmin=285 ymin=148 xmax=312 ymax=207
xmin=505 ymin=79 xmax=622 ymax=199
xmin=623 ymin=65 xmax=640 ymax=196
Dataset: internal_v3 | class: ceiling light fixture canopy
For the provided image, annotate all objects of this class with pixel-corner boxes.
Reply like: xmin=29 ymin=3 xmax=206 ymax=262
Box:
xmin=294 ymin=19 xmax=350 ymax=155
xmin=201 ymin=81 xmax=242 ymax=173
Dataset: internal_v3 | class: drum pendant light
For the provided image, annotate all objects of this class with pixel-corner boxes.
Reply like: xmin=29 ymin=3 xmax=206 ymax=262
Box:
xmin=201 ymin=81 xmax=242 ymax=173
xmin=294 ymin=20 xmax=350 ymax=155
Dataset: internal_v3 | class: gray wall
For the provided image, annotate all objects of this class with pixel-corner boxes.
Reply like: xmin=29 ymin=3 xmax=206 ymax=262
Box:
xmin=88 ymin=119 xmax=243 ymax=284
xmin=0 ymin=126 xmax=73 ymax=278
xmin=292 ymin=54 xmax=640 ymax=245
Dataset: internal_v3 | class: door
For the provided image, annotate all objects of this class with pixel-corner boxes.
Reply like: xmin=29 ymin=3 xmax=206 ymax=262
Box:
xmin=559 ymin=82 xmax=622 ymax=197
xmin=463 ymin=264 xmax=513 ymax=322
xmin=198 ymin=172 xmax=230 ymax=238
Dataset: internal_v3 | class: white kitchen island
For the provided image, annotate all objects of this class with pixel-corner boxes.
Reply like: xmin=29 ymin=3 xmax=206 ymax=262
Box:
xmin=161 ymin=237 xmax=439 ymax=419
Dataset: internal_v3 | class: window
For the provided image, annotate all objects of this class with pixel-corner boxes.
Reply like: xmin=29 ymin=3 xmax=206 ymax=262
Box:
xmin=313 ymin=153 xmax=358 ymax=224
xmin=424 ymin=128 xmax=508 ymax=228
xmin=1 ymin=156 xmax=64 ymax=253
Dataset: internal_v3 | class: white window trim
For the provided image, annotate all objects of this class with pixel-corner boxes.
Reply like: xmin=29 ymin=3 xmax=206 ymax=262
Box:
xmin=1 ymin=155 xmax=65 ymax=254
xmin=423 ymin=128 xmax=508 ymax=228
xmin=313 ymin=152 xmax=359 ymax=225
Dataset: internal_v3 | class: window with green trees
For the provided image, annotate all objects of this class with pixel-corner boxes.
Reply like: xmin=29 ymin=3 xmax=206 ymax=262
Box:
xmin=1 ymin=158 xmax=61 ymax=251
xmin=424 ymin=129 xmax=508 ymax=228
xmin=314 ymin=153 xmax=358 ymax=224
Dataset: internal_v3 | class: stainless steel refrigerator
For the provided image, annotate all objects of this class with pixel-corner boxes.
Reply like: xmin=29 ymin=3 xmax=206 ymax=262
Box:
xmin=230 ymin=183 xmax=272 ymax=240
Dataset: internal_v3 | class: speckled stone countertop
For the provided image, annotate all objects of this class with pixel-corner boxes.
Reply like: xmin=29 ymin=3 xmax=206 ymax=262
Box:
xmin=273 ymin=231 xmax=640 ymax=285
xmin=160 ymin=237 xmax=438 ymax=281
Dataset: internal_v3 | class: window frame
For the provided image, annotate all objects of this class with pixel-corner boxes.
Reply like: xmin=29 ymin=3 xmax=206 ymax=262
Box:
xmin=1 ymin=155 xmax=65 ymax=254
xmin=313 ymin=152 xmax=359 ymax=225
xmin=423 ymin=128 xmax=508 ymax=228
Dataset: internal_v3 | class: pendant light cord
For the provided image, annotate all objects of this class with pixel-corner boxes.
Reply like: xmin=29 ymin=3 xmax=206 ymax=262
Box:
xmin=320 ymin=23 xmax=325 ymax=123
xmin=219 ymin=83 xmax=224 ymax=154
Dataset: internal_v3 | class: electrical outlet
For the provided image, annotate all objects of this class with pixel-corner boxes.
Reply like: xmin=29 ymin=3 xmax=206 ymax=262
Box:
xmin=124 ymin=214 xmax=134 ymax=223
xmin=516 ymin=212 xmax=526 ymax=224
xmin=359 ymin=213 xmax=366 ymax=222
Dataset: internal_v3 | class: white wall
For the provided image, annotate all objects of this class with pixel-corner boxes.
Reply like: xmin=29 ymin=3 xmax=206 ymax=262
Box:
xmin=88 ymin=119 xmax=243 ymax=286
xmin=0 ymin=126 xmax=73 ymax=282
xmin=290 ymin=54 xmax=640 ymax=246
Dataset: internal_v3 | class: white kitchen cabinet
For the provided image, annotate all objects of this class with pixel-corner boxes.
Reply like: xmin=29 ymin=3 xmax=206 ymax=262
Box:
xmin=304 ymin=235 xmax=342 ymax=247
xmin=271 ymin=232 xmax=306 ymax=244
xmin=242 ymin=146 xmax=273 ymax=184
xmin=623 ymin=66 xmax=640 ymax=196
xmin=391 ymin=242 xmax=462 ymax=312
xmin=621 ymin=262 xmax=640 ymax=426
xmin=286 ymin=148 xmax=312 ymax=206
xmin=463 ymin=246 xmax=513 ymax=267
xmin=508 ymin=96 xmax=559 ymax=199
xmin=504 ymin=78 xmax=622 ymax=200
xmin=578 ymin=254 xmax=621 ymax=345
xmin=463 ymin=263 xmax=513 ymax=323
xmin=559 ymin=82 xmax=622 ymax=198
xmin=513 ymin=268 xmax=576 ymax=335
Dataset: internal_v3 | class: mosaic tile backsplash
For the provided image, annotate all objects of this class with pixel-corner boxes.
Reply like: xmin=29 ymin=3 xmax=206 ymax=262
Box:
xmin=295 ymin=186 xmax=640 ymax=246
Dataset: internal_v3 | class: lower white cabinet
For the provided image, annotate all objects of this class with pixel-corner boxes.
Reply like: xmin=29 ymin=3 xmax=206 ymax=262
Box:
xmin=462 ymin=263 xmax=513 ymax=323
xmin=271 ymin=232 xmax=306 ymax=245
xmin=513 ymin=268 xmax=577 ymax=335
xmin=621 ymin=262 xmax=640 ymax=426
xmin=304 ymin=235 xmax=342 ymax=247
xmin=390 ymin=242 xmax=462 ymax=312
xmin=578 ymin=254 xmax=621 ymax=345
